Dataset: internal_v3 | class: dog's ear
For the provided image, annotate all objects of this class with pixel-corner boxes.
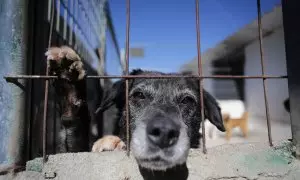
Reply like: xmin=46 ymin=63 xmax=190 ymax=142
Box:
xmin=95 ymin=69 xmax=144 ymax=114
xmin=130 ymin=68 xmax=144 ymax=75
xmin=184 ymin=76 xmax=225 ymax=132
xmin=95 ymin=80 xmax=123 ymax=114
xmin=203 ymin=90 xmax=226 ymax=132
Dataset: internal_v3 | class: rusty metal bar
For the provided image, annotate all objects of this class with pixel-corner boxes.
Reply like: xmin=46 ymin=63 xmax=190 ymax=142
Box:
xmin=42 ymin=0 xmax=55 ymax=163
xmin=125 ymin=0 xmax=131 ymax=157
xmin=42 ymin=31 xmax=50 ymax=164
xmin=4 ymin=75 xmax=288 ymax=80
xmin=256 ymin=0 xmax=273 ymax=147
xmin=195 ymin=0 xmax=207 ymax=154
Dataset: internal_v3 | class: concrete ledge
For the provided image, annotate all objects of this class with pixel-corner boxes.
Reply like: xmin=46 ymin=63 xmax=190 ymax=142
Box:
xmin=2 ymin=141 xmax=300 ymax=180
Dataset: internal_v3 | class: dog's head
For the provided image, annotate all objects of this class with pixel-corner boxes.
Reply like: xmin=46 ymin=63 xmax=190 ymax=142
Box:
xmin=100 ymin=69 xmax=225 ymax=170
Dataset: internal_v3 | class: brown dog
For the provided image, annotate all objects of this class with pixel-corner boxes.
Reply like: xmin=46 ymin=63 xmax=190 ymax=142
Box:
xmin=223 ymin=112 xmax=249 ymax=141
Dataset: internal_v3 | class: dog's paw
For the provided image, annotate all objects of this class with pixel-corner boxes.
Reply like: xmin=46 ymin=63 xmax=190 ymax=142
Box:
xmin=45 ymin=46 xmax=86 ymax=80
xmin=45 ymin=46 xmax=81 ymax=62
xmin=59 ymin=46 xmax=81 ymax=62
xmin=92 ymin=135 xmax=126 ymax=152
xmin=45 ymin=47 xmax=61 ymax=61
xmin=69 ymin=60 xmax=86 ymax=80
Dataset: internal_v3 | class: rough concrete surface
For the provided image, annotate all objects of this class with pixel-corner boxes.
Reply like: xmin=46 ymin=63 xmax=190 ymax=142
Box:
xmin=0 ymin=0 xmax=29 ymax=165
xmin=1 ymin=140 xmax=300 ymax=180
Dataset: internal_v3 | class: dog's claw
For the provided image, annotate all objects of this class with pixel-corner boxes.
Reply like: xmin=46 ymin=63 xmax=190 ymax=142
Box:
xmin=92 ymin=135 xmax=126 ymax=152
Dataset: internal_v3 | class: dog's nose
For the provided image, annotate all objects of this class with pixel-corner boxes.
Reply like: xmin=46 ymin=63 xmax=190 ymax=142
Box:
xmin=146 ymin=118 xmax=180 ymax=148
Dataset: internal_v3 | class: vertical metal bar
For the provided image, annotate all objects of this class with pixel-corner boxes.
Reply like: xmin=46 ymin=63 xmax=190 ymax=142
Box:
xmin=74 ymin=0 xmax=78 ymax=50
xmin=282 ymin=0 xmax=300 ymax=159
xmin=256 ymin=0 xmax=273 ymax=147
xmin=125 ymin=0 xmax=131 ymax=156
xmin=56 ymin=0 xmax=60 ymax=32
xmin=99 ymin=0 xmax=107 ymax=87
xmin=69 ymin=0 xmax=73 ymax=45
xmin=43 ymin=0 xmax=55 ymax=163
xmin=195 ymin=0 xmax=207 ymax=153
xmin=63 ymin=1 xmax=67 ymax=40
xmin=47 ymin=0 xmax=53 ymax=21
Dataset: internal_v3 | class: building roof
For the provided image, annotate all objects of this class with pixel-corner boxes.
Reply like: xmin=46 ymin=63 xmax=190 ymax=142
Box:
xmin=180 ymin=5 xmax=283 ymax=72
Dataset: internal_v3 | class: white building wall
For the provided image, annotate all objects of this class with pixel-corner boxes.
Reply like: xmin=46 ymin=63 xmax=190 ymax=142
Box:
xmin=244 ymin=27 xmax=290 ymax=123
xmin=202 ymin=62 xmax=215 ymax=97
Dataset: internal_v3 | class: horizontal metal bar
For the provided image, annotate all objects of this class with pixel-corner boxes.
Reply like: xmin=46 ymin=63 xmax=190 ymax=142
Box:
xmin=4 ymin=75 xmax=58 ymax=79
xmin=4 ymin=74 xmax=288 ymax=80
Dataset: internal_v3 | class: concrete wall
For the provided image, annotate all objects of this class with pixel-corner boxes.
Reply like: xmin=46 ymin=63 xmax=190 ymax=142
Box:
xmin=202 ymin=62 xmax=215 ymax=96
xmin=2 ymin=141 xmax=299 ymax=180
xmin=0 ymin=0 xmax=29 ymax=165
xmin=244 ymin=27 xmax=290 ymax=123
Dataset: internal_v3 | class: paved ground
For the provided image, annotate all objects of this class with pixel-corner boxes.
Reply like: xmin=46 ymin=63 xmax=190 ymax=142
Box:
xmin=204 ymin=116 xmax=292 ymax=148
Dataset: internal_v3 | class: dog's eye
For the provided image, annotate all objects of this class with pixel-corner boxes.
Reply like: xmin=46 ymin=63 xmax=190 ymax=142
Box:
xmin=132 ymin=91 xmax=145 ymax=100
xmin=180 ymin=96 xmax=195 ymax=105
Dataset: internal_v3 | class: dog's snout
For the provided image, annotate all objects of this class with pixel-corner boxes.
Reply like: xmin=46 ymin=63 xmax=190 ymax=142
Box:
xmin=146 ymin=117 xmax=180 ymax=149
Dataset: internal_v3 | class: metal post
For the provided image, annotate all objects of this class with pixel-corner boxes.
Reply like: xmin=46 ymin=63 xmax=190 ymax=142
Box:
xmin=98 ymin=0 xmax=107 ymax=87
xmin=195 ymin=0 xmax=207 ymax=153
xmin=282 ymin=0 xmax=300 ymax=159
xmin=0 ymin=0 xmax=29 ymax=165
xmin=256 ymin=0 xmax=273 ymax=147
xmin=125 ymin=0 xmax=131 ymax=156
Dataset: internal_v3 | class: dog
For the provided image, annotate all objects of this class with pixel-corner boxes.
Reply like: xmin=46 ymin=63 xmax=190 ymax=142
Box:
xmin=91 ymin=69 xmax=226 ymax=171
xmin=223 ymin=112 xmax=249 ymax=141
xmin=41 ymin=46 xmax=91 ymax=152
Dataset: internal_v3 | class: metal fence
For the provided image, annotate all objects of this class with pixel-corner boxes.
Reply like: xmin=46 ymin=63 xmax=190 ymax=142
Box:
xmin=1 ymin=0 xmax=299 ymax=175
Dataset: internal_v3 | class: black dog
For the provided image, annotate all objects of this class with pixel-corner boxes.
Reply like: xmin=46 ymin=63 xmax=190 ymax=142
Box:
xmin=43 ymin=46 xmax=91 ymax=153
xmin=92 ymin=69 xmax=225 ymax=171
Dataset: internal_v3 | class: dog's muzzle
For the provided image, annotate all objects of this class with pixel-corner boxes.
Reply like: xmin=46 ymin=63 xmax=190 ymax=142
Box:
xmin=146 ymin=117 xmax=180 ymax=149
xmin=131 ymin=106 xmax=190 ymax=171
